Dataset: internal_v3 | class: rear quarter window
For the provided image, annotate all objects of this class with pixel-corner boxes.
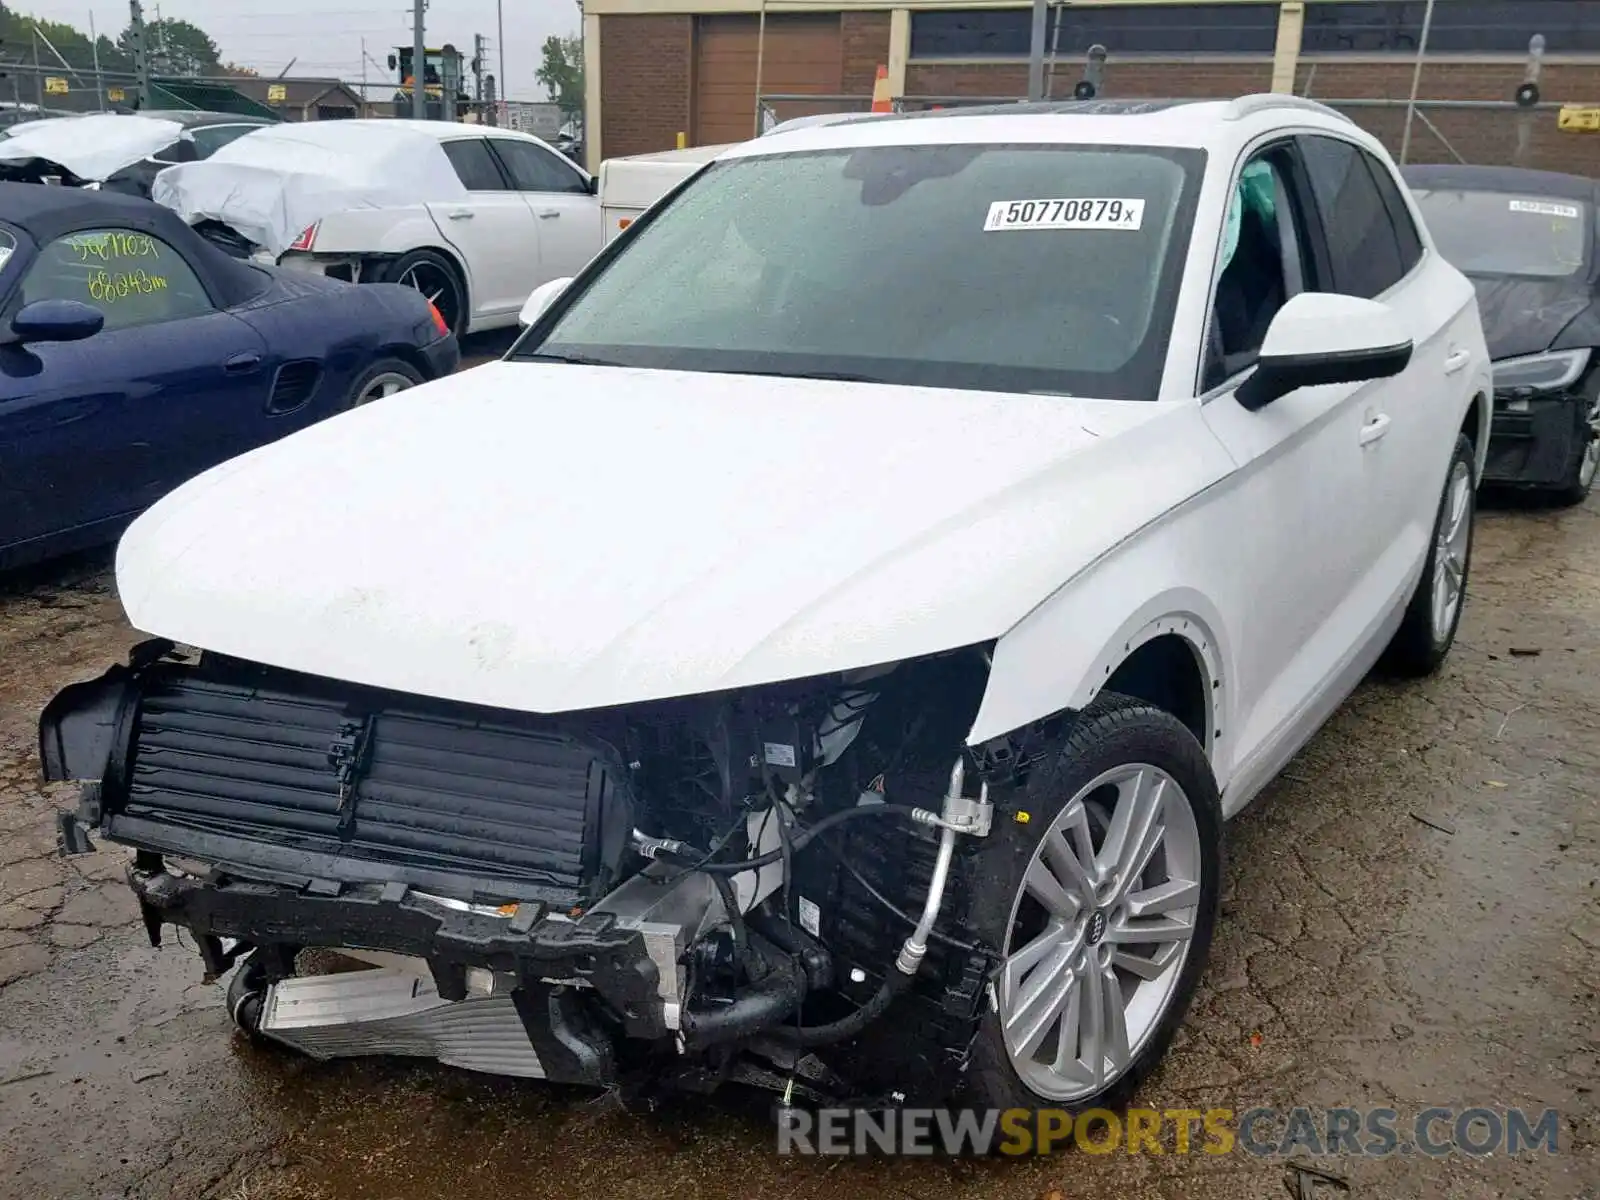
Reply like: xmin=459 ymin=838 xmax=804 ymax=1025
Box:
xmin=21 ymin=228 xmax=213 ymax=331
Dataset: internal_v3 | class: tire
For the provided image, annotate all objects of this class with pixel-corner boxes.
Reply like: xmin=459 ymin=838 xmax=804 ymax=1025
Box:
xmin=961 ymin=694 xmax=1222 ymax=1119
xmin=1382 ymin=433 xmax=1476 ymax=677
xmin=1551 ymin=383 xmax=1599 ymax=507
xmin=345 ymin=357 xmax=424 ymax=410
xmin=383 ymin=249 xmax=467 ymax=338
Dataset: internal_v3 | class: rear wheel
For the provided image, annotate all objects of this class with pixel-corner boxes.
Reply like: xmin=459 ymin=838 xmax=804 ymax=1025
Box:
xmin=384 ymin=249 xmax=466 ymax=338
xmin=962 ymin=695 xmax=1221 ymax=1116
xmin=345 ymin=358 xmax=424 ymax=410
xmin=1382 ymin=433 xmax=1476 ymax=676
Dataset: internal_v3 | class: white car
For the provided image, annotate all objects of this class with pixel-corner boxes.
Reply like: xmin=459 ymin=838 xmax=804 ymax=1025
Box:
xmin=597 ymin=112 xmax=894 ymax=244
xmin=152 ymin=119 xmax=603 ymax=337
xmin=45 ymin=95 xmax=1490 ymax=1117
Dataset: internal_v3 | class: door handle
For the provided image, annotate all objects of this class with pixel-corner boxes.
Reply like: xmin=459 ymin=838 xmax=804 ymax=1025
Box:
xmin=536 ymin=208 xmax=560 ymax=219
xmin=446 ymin=209 xmax=475 ymax=220
xmin=1444 ymin=350 xmax=1471 ymax=374
xmin=224 ymin=351 xmax=262 ymax=374
xmin=1358 ymin=413 xmax=1392 ymax=446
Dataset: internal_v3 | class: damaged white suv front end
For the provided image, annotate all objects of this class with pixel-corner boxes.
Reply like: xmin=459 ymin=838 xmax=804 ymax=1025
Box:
xmin=42 ymin=95 xmax=1488 ymax=1114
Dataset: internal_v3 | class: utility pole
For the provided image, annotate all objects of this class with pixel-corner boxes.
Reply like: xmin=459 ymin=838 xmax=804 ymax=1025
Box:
xmin=30 ymin=25 xmax=40 ymax=109
xmin=1026 ymin=0 xmax=1048 ymax=101
xmin=90 ymin=12 xmax=105 ymax=111
xmin=128 ymin=0 xmax=151 ymax=109
xmin=472 ymin=32 xmax=485 ymax=111
xmin=1398 ymin=0 xmax=1435 ymax=164
xmin=496 ymin=0 xmax=505 ymax=112
xmin=411 ymin=0 xmax=427 ymax=120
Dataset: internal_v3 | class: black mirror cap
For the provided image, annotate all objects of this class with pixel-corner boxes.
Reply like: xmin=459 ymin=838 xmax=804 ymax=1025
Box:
xmin=1236 ymin=341 xmax=1414 ymax=412
xmin=12 ymin=299 xmax=106 ymax=344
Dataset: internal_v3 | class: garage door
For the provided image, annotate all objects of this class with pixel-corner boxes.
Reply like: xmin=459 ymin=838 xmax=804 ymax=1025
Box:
xmin=694 ymin=15 xmax=842 ymax=146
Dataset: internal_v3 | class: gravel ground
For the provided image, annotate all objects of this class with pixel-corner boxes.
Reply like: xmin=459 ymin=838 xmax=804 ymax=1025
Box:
xmin=0 ymin=488 xmax=1595 ymax=1200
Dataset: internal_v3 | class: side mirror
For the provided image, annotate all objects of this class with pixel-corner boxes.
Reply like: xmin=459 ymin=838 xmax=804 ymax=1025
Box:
xmin=587 ymin=173 xmax=599 ymax=195
xmin=12 ymin=299 xmax=104 ymax=343
xmin=519 ymin=276 xmax=573 ymax=326
xmin=1235 ymin=292 xmax=1413 ymax=412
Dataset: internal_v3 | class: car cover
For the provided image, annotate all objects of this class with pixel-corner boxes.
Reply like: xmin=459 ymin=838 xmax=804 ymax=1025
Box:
xmin=151 ymin=121 xmax=470 ymax=258
xmin=0 ymin=114 xmax=184 ymax=182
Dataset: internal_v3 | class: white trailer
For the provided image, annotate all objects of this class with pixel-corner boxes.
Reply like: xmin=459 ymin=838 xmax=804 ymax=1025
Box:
xmin=597 ymin=143 xmax=730 ymax=245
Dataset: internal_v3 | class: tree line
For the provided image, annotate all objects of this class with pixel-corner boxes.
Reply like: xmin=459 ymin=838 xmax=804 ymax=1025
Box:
xmin=0 ymin=3 xmax=241 ymax=80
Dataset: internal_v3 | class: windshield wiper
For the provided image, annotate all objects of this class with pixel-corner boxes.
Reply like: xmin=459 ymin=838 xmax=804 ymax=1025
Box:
xmin=516 ymin=351 xmax=623 ymax=366
xmin=706 ymin=367 xmax=883 ymax=384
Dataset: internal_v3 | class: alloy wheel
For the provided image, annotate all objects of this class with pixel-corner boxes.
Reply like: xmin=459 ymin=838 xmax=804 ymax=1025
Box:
xmin=397 ymin=262 xmax=461 ymax=336
xmin=999 ymin=763 xmax=1202 ymax=1102
xmin=354 ymin=371 xmax=416 ymax=407
xmin=1430 ymin=459 xmax=1474 ymax=640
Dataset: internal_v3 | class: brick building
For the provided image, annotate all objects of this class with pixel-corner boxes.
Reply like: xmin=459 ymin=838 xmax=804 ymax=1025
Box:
xmin=580 ymin=0 xmax=1600 ymax=175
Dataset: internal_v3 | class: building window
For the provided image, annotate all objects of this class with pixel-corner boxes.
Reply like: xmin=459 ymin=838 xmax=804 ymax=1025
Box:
xmin=908 ymin=4 xmax=1280 ymax=60
xmin=1303 ymin=2 xmax=1600 ymax=55
xmin=316 ymin=104 xmax=356 ymax=120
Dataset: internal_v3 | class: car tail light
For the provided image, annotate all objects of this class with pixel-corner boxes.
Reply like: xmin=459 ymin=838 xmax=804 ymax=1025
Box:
xmin=287 ymin=222 xmax=319 ymax=253
xmin=618 ymin=218 xmax=632 ymax=231
xmin=427 ymin=301 xmax=449 ymax=337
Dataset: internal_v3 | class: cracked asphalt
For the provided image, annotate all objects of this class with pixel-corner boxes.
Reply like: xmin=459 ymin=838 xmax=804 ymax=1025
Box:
xmin=1 ymin=490 xmax=1596 ymax=1200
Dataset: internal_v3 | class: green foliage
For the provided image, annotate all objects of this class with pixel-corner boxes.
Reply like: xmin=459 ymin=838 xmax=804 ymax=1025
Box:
xmin=0 ymin=4 xmax=132 ymax=73
xmin=0 ymin=5 xmax=220 ymax=77
xmin=535 ymin=33 xmax=583 ymax=116
xmin=118 ymin=17 xmax=221 ymax=77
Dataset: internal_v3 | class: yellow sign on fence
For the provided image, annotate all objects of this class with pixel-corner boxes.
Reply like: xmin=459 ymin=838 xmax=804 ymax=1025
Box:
xmin=267 ymin=83 xmax=287 ymax=102
xmin=107 ymin=87 xmax=125 ymax=102
xmin=43 ymin=76 xmax=69 ymax=95
xmin=1558 ymin=105 xmax=1600 ymax=131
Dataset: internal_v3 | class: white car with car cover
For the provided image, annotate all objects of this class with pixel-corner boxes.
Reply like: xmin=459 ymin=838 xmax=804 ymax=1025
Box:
xmin=43 ymin=95 xmax=1492 ymax=1118
xmin=152 ymin=118 xmax=603 ymax=337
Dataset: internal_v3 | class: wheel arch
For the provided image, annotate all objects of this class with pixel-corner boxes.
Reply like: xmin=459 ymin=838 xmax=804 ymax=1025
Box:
xmin=970 ymin=583 xmax=1231 ymax=771
xmin=1460 ymin=388 xmax=1491 ymax=484
xmin=382 ymin=244 xmax=471 ymax=322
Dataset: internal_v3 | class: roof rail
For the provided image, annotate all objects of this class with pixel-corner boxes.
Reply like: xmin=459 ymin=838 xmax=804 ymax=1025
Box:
xmin=1223 ymin=93 xmax=1353 ymax=124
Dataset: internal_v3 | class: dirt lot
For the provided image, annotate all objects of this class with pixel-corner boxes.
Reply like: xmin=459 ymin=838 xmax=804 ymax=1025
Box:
xmin=1 ymin=488 xmax=1596 ymax=1200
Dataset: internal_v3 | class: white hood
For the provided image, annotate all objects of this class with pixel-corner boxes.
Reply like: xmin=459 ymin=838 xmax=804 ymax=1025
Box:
xmin=152 ymin=122 xmax=467 ymax=256
xmin=116 ymin=363 xmax=1220 ymax=715
xmin=0 ymin=114 xmax=182 ymax=181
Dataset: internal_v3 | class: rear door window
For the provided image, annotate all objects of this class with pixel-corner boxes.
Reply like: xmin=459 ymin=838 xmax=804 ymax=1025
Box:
xmin=1298 ymin=135 xmax=1406 ymax=299
xmin=189 ymin=124 xmax=263 ymax=159
xmin=490 ymin=138 xmax=589 ymax=195
xmin=442 ymin=139 xmax=509 ymax=191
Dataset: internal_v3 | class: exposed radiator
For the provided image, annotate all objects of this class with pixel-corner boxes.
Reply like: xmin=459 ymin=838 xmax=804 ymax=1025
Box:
xmin=112 ymin=662 xmax=635 ymax=904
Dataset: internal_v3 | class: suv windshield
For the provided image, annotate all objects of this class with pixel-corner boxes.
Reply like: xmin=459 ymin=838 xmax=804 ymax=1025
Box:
xmin=516 ymin=142 xmax=1205 ymax=399
xmin=1410 ymin=188 xmax=1592 ymax=279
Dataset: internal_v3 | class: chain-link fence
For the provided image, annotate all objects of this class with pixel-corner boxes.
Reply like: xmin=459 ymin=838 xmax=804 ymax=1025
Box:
xmin=758 ymin=88 xmax=1600 ymax=177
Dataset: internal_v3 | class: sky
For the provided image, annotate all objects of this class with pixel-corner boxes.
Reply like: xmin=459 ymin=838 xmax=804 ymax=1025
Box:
xmin=14 ymin=0 xmax=579 ymax=101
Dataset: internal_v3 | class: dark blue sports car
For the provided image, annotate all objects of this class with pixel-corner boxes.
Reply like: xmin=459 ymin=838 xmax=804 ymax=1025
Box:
xmin=0 ymin=183 xmax=458 ymax=568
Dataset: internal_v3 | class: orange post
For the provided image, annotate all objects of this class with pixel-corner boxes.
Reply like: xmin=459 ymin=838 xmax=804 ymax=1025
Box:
xmin=870 ymin=64 xmax=893 ymax=113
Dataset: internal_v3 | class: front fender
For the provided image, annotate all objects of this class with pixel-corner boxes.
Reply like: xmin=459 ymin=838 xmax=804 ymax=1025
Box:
xmin=970 ymin=568 xmax=1232 ymax=766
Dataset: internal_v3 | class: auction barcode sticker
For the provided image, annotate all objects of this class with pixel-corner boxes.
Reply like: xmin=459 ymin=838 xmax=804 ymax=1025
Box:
xmin=1509 ymin=199 xmax=1580 ymax=219
xmin=984 ymin=197 xmax=1146 ymax=232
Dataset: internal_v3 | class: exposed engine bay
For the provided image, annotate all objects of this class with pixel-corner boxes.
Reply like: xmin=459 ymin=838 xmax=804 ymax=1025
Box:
xmin=41 ymin=639 xmax=1016 ymax=1102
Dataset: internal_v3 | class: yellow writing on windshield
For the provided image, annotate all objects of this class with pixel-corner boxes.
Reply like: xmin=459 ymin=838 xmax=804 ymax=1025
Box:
xmin=87 ymin=268 xmax=169 ymax=303
xmin=70 ymin=231 xmax=161 ymax=263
